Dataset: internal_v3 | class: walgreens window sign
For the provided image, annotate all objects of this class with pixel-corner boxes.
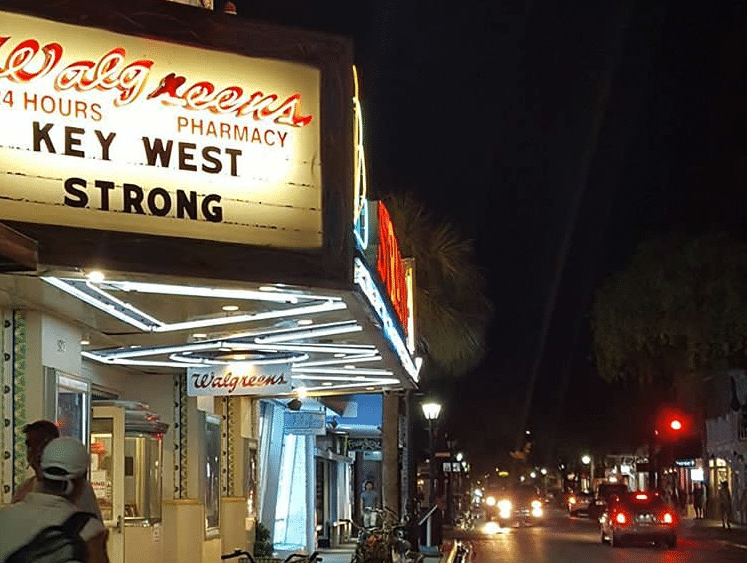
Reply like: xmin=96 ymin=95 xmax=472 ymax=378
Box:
xmin=187 ymin=364 xmax=292 ymax=396
xmin=0 ymin=11 xmax=321 ymax=248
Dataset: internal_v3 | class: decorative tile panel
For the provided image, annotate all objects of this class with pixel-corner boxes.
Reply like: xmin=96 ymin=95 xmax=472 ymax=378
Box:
xmin=12 ymin=312 xmax=27 ymax=493
xmin=1 ymin=311 xmax=13 ymax=504
xmin=173 ymin=373 xmax=188 ymax=498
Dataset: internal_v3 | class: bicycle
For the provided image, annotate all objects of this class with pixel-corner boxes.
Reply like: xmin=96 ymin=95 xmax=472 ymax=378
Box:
xmin=221 ymin=549 xmax=322 ymax=563
xmin=347 ymin=508 xmax=423 ymax=563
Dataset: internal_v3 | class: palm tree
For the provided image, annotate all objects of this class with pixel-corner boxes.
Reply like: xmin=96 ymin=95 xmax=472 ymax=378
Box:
xmin=381 ymin=192 xmax=492 ymax=380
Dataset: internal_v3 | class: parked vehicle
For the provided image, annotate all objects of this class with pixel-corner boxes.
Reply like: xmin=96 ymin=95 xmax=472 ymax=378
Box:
xmin=600 ymin=490 xmax=678 ymax=548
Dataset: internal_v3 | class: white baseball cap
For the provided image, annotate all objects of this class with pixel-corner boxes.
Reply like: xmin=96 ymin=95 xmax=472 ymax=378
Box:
xmin=41 ymin=436 xmax=89 ymax=489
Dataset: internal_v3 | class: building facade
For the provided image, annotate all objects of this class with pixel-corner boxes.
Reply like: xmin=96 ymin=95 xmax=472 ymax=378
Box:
xmin=0 ymin=1 xmax=419 ymax=561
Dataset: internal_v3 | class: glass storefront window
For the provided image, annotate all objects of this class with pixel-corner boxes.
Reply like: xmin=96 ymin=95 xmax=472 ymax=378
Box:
xmin=124 ymin=434 xmax=163 ymax=522
xmin=91 ymin=418 xmax=114 ymax=522
xmin=204 ymin=414 xmax=221 ymax=538
xmin=244 ymin=446 xmax=258 ymax=515
xmin=56 ymin=371 xmax=90 ymax=442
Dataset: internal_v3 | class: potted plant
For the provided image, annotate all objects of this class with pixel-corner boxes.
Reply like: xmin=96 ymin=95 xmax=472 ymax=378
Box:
xmin=253 ymin=522 xmax=280 ymax=563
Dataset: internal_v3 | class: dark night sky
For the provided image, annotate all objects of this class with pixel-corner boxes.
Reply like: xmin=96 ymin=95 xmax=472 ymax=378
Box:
xmin=236 ymin=0 xmax=747 ymax=472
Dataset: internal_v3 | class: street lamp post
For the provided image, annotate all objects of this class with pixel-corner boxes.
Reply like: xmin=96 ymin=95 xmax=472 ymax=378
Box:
xmin=422 ymin=402 xmax=442 ymax=507
xmin=582 ymin=454 xmax=594 ymax=491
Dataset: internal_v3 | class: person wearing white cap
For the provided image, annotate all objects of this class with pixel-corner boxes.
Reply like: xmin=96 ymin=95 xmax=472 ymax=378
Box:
xmin=12 ymin=420 xmax=102 ymax=521
xmin=0 ymin=436 xmax=109 ymax=563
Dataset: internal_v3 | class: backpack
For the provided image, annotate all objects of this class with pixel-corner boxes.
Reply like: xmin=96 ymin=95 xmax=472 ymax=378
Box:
xmin=6 ymin=511 xmax=94 ymax=563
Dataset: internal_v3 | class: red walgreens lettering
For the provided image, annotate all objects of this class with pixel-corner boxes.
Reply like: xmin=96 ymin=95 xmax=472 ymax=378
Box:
xmin=0 ymin=37 xmax=63 ymax=82
xmin=148 ymin=73 xmax=312 ymax=127
xmin=0 ymin=37 xmax=153 ymax=105
xmin=54 ymin=47 xmax=153 ymax=106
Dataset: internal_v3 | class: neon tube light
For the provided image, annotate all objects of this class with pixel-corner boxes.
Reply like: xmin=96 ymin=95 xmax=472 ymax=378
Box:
xmin=254 ymin=323 xmax=362 ymax=343
xmin=291 ymin=367 xmax=394 ymax=376
xmin=42 ymin=276 xmax=153 ymax=331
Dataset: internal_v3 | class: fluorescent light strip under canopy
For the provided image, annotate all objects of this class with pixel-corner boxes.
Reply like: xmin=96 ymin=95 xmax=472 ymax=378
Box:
xmin=169 ymin=351 xmax=309 ymax=366
xmin=42 ymin=276 xmax=155 ymax=331
xmin=42 ymin=276 xmax=347 ymax=333
xmin=254 ymin=322 xmax=362 ymax=343
xmin=292 ymin=353 xmax=382 ymax=368
xmin=150 ymin=302 xmax=347 ymax=333
xmin=104 ymin=280 xmax=342 ymax=304
xmin=292 ymin=373 xmax=394 ymax=381
xmin=291 ymin=367 xmax=394 ymax=376
xmin=83 ymin=338 xmax=380 ymax=368
xmin=294 ymin=381 xmax=400 ymax=393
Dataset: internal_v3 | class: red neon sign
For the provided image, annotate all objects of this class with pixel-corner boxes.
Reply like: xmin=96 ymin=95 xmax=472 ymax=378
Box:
xmin=0 ymin=35 xmax=312 ymax=125
xmin=376 ymin=202 xmax=409 ymax=335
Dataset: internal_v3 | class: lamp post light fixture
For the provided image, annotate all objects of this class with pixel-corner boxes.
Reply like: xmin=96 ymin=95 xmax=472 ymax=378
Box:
xmin=422 ymin=402 xmax=442 ymax=507
xmin=581 ymin=454 xmax=594 ymax=490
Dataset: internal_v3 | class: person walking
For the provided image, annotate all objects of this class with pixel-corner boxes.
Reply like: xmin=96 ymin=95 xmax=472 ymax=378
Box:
xmin=0 ymin=436 xmax=109 ymax=563
xmin=719 ymin=480 xmax=733 ymax=529
xmin=693 ymin=482 xmax=704 ymax=519
xmin=12 ymin=420 xmax=102 ymax=520
xmin=360 ymin=480 xmax=380 ymax=528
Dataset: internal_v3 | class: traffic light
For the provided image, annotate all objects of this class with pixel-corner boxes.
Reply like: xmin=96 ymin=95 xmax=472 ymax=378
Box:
xmin=655 ymin=406 xmax=694 ymax=442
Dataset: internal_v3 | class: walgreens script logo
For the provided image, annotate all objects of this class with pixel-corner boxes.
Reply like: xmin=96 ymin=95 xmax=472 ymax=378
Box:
xmin=0 ymin=37 xmax=312 ymax=126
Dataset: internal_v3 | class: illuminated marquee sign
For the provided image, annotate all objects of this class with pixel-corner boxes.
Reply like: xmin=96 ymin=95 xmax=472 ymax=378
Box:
xmin=0 ymin=11 xmax=321 ymax=249
xmin=355 ymin=257 xmax=418 ymax=381
xmin=187 ymin=364 xmax=292 ymax=396
xmin=376 ymin=202 xmax=409 ymax=335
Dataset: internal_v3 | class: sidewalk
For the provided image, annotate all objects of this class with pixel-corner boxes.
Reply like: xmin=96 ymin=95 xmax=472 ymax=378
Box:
xmin=316 ymin=540 xmax=451 ymax=563
xmin=681 ymin=516 xmax=747 ymax=548
xmin=315 ymin=541 xmax=356 ymax=563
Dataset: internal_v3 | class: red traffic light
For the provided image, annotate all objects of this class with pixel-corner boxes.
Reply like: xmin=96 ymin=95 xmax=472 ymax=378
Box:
xmin=655 ymin=406 xmax=694 ymax=441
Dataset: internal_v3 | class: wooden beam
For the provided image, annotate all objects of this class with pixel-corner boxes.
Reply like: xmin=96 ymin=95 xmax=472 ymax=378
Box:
xmin=0 ymin=222 xmax=37 ymax=272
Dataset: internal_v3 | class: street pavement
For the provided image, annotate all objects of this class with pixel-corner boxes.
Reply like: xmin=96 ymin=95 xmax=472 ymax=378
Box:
xmin=314 ymin=513 xmax=747 ymax=562
xmin=444 ymin=508 xmax=747 ymax=562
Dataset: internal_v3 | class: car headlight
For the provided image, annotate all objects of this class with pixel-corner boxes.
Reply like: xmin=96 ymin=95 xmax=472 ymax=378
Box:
xmin=483 ymin=521 xmax=501 ymax=534
xmin=531 ymin=500 xmax=542 ymax=509
xmin=498 ymin=499 xmax=512 ymax=512
xmin=486 ymin=496 xmax=496 ymax=506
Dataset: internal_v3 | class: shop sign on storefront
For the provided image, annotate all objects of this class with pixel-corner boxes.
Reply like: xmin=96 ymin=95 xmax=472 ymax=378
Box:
xmin=0 ymin=10 xmax=321 ymax=249
xmin=283 ymin=411 xmax=326 ymax=435
xmin=674 ymin=459 xmax=696 ymax=468
xmin=187 ymin=364 xmax=292 ymax=396
xmin=376 ymin=202 xmax=409 ymax=337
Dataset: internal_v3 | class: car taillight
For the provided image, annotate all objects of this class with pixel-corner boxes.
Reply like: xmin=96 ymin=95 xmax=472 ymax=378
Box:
xmin=614 ymin=511 xmax=629 ymax=525
xmin=659 ymin=510 xmax=677 ymax=525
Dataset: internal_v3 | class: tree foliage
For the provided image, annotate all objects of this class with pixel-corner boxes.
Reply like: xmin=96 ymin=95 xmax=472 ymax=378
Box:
xmin=381 ymin=193 xmax=492 ymax=378
xmin=592 ymin=233 xmax=747 ymax=389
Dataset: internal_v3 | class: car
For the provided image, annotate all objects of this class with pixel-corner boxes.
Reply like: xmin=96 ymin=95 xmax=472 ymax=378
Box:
xmin=599 ymin=490 xmax=678 ymax=548
xmin=588 ymin=482 xmax=629 ymax=520
xmin=566 ymin=490 xmax=593 ymax=516
xmin=484 ymin=484 xmax=545 ymax=527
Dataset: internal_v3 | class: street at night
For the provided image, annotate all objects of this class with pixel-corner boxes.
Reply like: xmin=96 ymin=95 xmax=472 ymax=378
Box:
xmin=448 ymin=511 xmax=747 ymax=563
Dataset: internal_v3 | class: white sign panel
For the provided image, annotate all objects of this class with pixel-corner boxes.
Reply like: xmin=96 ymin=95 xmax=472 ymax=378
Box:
xmin=283 ymin=411 xmax=326 ymax=435
xmin=187 ymin=364 xmax=292 ymax=396
xmin=0 ymin=11 xmax=321 ymax=248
